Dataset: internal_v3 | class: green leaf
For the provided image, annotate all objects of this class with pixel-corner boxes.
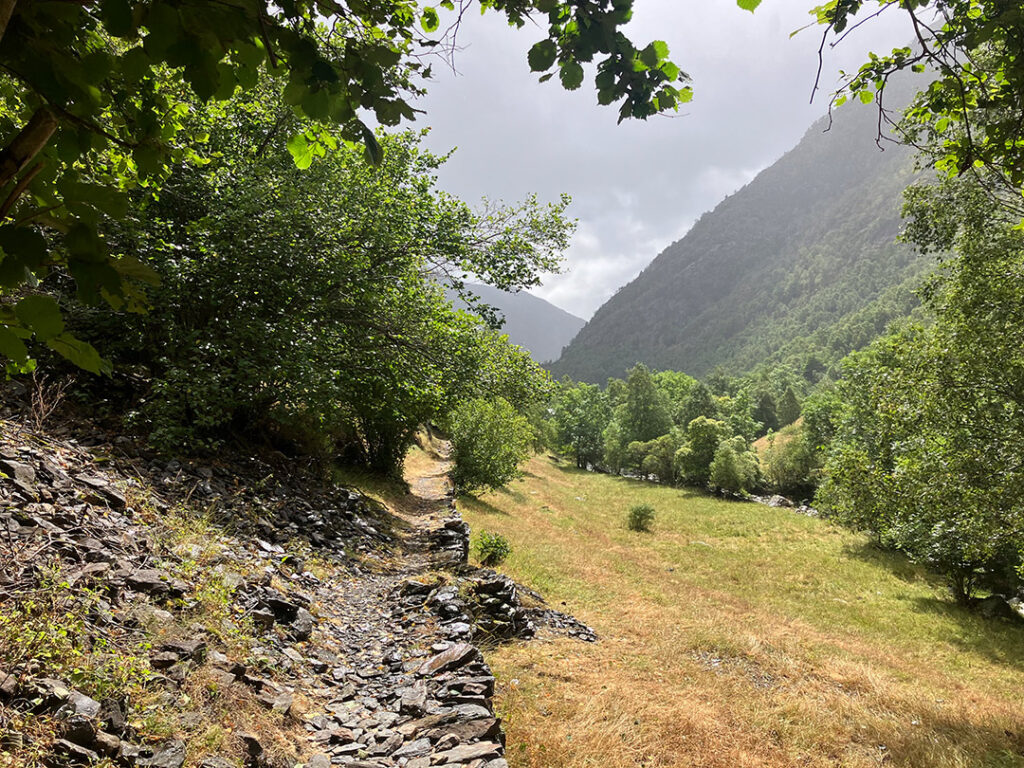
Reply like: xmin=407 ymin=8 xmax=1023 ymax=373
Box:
xmin=286 ymin=133 xmax=314 ymax=170
xmin=112 ymin=255 xmax=161 ymax=286
xmin=859 ymin=90 xmax=875 ymax=104
xmin=47 ymin=333 xmax=109 ymax=375
xmin=15 ymin=295 xmax=64 ymax=341
xmin=421 ymin=6 xmax=439 ymax=32
xmin=361 ymin=125 xmax=383 ymax=165
xmin=639 ymin=43 xmax=659 ymax=69
xmin=659 ymin=61 xmax=681 ymax=81
xmin=65 ymin=222 xmax=107 ymax=264
xmin=0 ymin=326 xmax=28 ymax=364
xmin=120 ymin=47 xmax=150 ymax=82
xmin=0 ymin=226 xmax=48 ymax=270
xmin=737 ymin=0 xmax=761 ymax=11
xmin=559 ymin=61 xmax=584 ymax=90
xmin=528 ymin=40 xmax=557 ymax=72
xmin=300 ymin=88 xmax=330 ymax=121
xmin=0 ymin=251 xmax=27 ymax=288
xmin=142 ymin=4 xmax=181 ymax=59
xmin=100 ymin=0 xmax=135 ymax=36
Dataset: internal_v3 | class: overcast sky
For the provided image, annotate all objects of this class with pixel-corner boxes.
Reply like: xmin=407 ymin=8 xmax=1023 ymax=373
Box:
xmin=414 ymin=0 xmax=913 ymax=318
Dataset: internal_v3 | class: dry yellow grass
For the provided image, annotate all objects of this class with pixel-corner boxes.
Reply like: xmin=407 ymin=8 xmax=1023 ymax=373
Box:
xmin=459 ymin=454 xmax=1024 ymax=768
xmin=752 ymin=418 xmax=803 ymax=456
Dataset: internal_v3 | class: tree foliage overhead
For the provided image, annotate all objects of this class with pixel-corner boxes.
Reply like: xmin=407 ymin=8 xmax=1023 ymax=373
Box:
xmin=816 ymin=0 xmax=1024 ymax=219
xmin=0 ymin=0 xmax=702 ymax=374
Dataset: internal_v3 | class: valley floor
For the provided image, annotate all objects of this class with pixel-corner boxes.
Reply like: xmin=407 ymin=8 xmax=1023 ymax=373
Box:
xmin=460 ymin=456 xmax=1024 ymax=768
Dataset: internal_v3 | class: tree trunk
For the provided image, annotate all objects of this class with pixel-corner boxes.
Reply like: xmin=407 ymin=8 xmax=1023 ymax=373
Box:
xmin=0 ymin=106 xmax=57 ymax=189
xmin=0 ymin=0 xmax=17 ymax=45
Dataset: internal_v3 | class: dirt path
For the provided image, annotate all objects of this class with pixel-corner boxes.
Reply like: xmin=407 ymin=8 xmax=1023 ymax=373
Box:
xmin=284 ymin=437 xmax=513 ymax=767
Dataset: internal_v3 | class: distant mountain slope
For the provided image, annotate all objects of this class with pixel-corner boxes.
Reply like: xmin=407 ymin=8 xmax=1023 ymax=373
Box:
xmin=446 ymin=283 xmax=585 ymax=363
xmin=550 ymin=85 xmax=932 ymax=383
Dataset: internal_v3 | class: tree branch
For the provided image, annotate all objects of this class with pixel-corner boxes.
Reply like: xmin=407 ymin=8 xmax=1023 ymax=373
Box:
xmin=0 ymin=106 xmax=57 ymax=188
xmin=0 ymin=160 xmax=42 ymax=220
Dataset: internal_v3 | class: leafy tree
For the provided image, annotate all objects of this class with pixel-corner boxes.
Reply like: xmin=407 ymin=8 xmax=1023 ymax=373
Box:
xmin=817 ymin=1 xmax=1024 ymax=222
xmin=718 ymin=389 xmax=760 ymax=442
xmin=72 ymin=82 xmax=555 ymax=469
xmin=450 ymin=397 xmax=534 ymax=494
xmin=602 ymin=419 xmax=627 ymax=475
xmin=621 ymin=363 xmax=672 ymax=443
xmin=676 ymin=381 xmax=718 ymax=427
xmin=818 ymin=176 xmax=1024 ymax=603
xmin=675 ymin=416 xmax=732 ymax=486
xmin=761 ymin=427 xmax=817 ymax=498
xmin=709 ymin=436 xmax=758 ymax=494
xmin=639 ymin=433 xmax=679 ymax=484
xmin=777 ymin=386 xmax=801 ymax=427
xmin=653 ymin=369 xmax=697 ymax=414
xmin=605 ymin=377 xmax=628 ymax=409
xmin=554 ymin=381 xmax=611 ymax=469
xmin=752 ymin=391 xmax=779 ymax=435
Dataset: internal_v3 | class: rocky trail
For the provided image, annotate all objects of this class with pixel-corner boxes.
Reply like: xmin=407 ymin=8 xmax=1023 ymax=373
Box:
xmin=0 ymin=414 xmax=593 ymax=768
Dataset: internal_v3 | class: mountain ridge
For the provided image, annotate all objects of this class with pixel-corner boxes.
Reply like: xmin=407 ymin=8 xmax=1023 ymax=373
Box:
xmin=446 ymin=282 xmax=585 ymax=363
xmin=550 ymin=86 xmax=930 ymax=383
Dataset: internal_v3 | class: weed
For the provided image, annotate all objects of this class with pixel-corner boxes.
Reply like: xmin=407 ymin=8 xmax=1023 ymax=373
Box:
xmin=476 ymin=531 xmax=512 ymax=566
xmin=627 ymin=503 xmax=655 ymax=532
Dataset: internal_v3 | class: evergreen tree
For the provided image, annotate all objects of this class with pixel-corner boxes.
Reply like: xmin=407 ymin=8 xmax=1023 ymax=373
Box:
xmin=777 ymin=387 xmax=801 ymax=427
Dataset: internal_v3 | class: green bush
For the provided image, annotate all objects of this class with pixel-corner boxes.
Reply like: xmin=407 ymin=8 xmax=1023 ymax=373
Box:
xmin=475 ymin=531 xmax=512 ymax=566
xmin=627 ymin=503 xmax=655 ymax=532
xmin=449 ymin=397 xmax=534 ymax=493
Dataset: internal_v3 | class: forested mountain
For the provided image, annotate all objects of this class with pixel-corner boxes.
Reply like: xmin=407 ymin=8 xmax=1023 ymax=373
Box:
xmin=446 ymin=283 xmax=585 ymax=363
xmin=551 ymin=85 xmax=931 ymax=383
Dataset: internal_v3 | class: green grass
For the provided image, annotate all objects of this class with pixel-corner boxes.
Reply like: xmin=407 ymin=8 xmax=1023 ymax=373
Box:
xmin=459 ymin=455 xmax=1024 ymax=768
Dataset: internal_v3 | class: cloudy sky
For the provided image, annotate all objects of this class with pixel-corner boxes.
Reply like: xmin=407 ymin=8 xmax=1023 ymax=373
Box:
xmin=414 ymin=0 xmax=913 ymax=318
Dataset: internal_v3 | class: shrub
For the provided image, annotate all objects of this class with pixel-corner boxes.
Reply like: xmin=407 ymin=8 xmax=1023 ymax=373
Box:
xmin=449 ymin=397 xmax=533 ymax=493
xmin=475 ymin=531 xmax=512 ymax=566
xmin=628 ymin=503 xmax=655 ymax=532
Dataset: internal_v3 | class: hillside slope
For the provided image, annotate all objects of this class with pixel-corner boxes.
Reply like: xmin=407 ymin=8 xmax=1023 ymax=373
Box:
xmin=446 ymin=283 xmax=585 ymax=363
xmin=460 ymin=456 xmax=1024 ymax=768
xmin=551 ymin=87 xmax=930 ymax=382
xmin=0 ymin=408 xmax=588 ymax=768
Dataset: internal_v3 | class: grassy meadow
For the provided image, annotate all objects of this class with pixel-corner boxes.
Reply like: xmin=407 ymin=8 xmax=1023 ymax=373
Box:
xmin=456 ymin=453 xmax=1024 ymax=768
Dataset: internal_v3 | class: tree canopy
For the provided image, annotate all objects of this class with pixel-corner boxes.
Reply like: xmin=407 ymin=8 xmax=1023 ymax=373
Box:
xmin=0 ymin=0 xmax=698 ymax=373
xmin=816 ymin=0 xmax=1024 ymax=219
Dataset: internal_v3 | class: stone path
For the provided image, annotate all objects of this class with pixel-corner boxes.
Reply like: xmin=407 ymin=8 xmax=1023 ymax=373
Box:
xmin=294 ymin=438 xmax=509 ymax=767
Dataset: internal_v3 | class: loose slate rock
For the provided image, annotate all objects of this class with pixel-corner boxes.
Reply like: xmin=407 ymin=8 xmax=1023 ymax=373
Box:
xmin=131 ymin=740 xmax=186 ymax=768
xmin=392 ymin=738 xmax=431 ymax=759
xmin=417 ymin=643 xmax=479 ymax=677
xmin=431 ymin=740 xmax=502 ymax=763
